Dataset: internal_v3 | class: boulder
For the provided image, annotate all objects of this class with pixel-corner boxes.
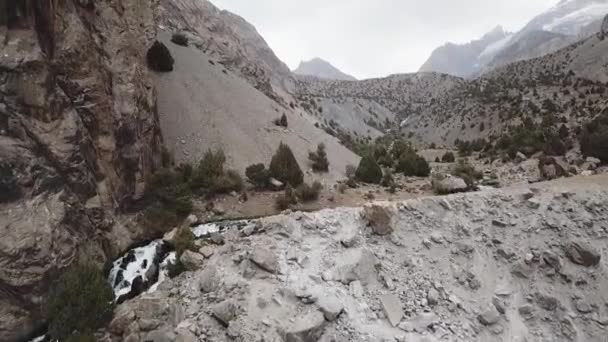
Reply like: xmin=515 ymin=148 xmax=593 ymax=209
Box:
xmin=565 ymin=242 xmax=601 ymax=267
xmin=363 ymin=205 xmax=393 ymax=236
xmin=478 ymin=305 xmax=501 ymax=326
xmin=269 ymin=177 xmax=285 ymax=190
xmin=380 ymin=294 xmax=403 ymax=327
xmin=432 ymin=175 xmax=468 ymax=194
xmin=535 ymin=292 xmax=560 ymax=311
xmin=179 ymin=250 xmax=205 ymax=271
xmin=515 ymin=152 xmax=527 ymax=163
xmin=322 ymin=249 xmax=379 ymax=285
xmin=283 ymin=311 xmax=327 ymax=342
xmin=211 ymin=300 xmax=237 ymax=326
xmin=318 ymin=296 xmax=344 ymax=321
xmin=199 ymin=265 xmax=220 ymax=293
xmin=398 ymin=312 xmax=438 ymax=332
xmin=250 ymin=247 xmax=280 ymax=274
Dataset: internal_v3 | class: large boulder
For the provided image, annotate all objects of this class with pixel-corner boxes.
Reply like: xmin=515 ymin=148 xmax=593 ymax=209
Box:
xmin=283 ymin=311 xmax=327 ymax=342
xmin=363 ymin=205 xmax=393 ymax=235
xmin=432 ymin=175 xmax=468 ymax=194
xmin=565 ymin=242 xmax=601 ymax=267
xmin=179 ymin=250 xmax=205 ymax=271
xmin=322 ymin=249 xmax=379 ymax=285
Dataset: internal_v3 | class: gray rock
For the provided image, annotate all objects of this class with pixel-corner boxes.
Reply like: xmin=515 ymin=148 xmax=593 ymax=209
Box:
xmin=565 ymin=242 xmax=601 ymax=267
xmin=511 ymin=262 xmax=533 ymax=279
xmin=145 ymin=329 xmax=176 ymax=342
xmin=380 ymin=293 xmax=403 ymax=327
xmin=432 ymin=175 xmax=468 ymax=194
xmin=199 ymin=265 xmax=220 ymax=293
xmin=542 ymin=250 xmax=562 ymax=270
xmin=478 ymin=305 xmax=501 ymax=326
xmin=430 ymin=232 xmax=444 ymax=244
xmin=574 ymin=299 xmax=593 ymax=313
xmin=318 ymin=296 xmax=344 ymax=321
xmin=199 ymin=246 xmax=214 ymax=258
xmin=179 ymin=250 xmax=205 ymax=271
xmin=427 ymin=288 xmax=440 ymax=306
xmin=518 ymin=304 xmax=535 ymax=320
xmin=270 ymin=177 xmax=285 ymax=189
xmin=186 ymin=214 xmax=199 ymax=225
xmin=398 ymin=312 xmax=438 ymax=333
xmin=284 ymin=311 xmax=327 ymax=342
xmin=350 ymin=280 xmax=364 ymax=298
xmin=515 ymin=152 xmax=527 ymax=163
xmin=535 ymin=292 xmax=559 ymax=311
xmin=322 ymin=249 xmax=379 ymax=285
xmin=492 ymin=219 xmax=508 ymax=228
xmin=250 ymin=248 xmax=280 ymax=274
xmin=211 ymin=300 xmax=237 ymax=326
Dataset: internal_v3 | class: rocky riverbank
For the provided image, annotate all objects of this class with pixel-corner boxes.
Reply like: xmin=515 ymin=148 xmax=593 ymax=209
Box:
xmin=100 ymin=175 xmax=608 ymax=342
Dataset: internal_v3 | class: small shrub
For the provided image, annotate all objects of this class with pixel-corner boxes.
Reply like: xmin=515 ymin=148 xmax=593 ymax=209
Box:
xmin=47 ymin=263 xmax=114 ymax=341
xmin=441 ymin=152 xmax=456 ymax=163
xmin=396 ymin=152 xmax=430 ymax=177
xmin=246 ymin=163 xmax=270 ymax=189
xmin=147 ymin=41 xmax=174 ymax=72
xmin=275 ymin=185 xmax=298 ymax=210
xmin=355 ymin=154 xmax=383 ymax=184
xmin=381 ymin=169 xmax=394 ymax=187
xmin=211 ymin=169 xmax=244 ymax=194
xmin=171 ymin=33 xmax=189 ymax=47
xmin=452 ymin=159 xmax=482 ymax=187
xmin=309 ymin=143 xmax=329 ymax=172
xmin=345 ymin=164 xmax=357 ymax=180
xmin=144 ymin=168 xmax=193 ymax=234
xmin=580 ymin=115 xmax=608 ymax=163
xmin=269 ymin=143 xmax=304 ymax=187
xmin=169 ymin=225 xmax=197 ymax=258
xmin=296 ymin=181 xmax=323 ymax=202
xmin=191 ymin=149 xmax=226 ymax=189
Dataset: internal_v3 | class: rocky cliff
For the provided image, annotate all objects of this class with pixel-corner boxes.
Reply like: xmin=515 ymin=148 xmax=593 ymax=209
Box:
xmin=0 ymin=1 xmax=162 ymax=340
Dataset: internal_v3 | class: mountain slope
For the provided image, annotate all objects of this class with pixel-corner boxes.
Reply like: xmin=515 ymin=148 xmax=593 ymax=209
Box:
xmin=421 ymin=0 xmax=608 ymax=77
xmin=293 ymin=58 xmax=357 ymax=81
xmin=154 ymin=32 xmax=359 ymax=183
xmin=419 ymin=26 xmax=512 ymax=77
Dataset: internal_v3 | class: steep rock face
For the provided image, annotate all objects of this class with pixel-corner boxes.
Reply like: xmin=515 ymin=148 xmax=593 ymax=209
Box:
xmin=419 ymin=26 xmax=511 ymax=78
xmin=0 ymin=1 xmax=162 ymax=340
xmin=157 ymin=0 xmax=293 ymax=104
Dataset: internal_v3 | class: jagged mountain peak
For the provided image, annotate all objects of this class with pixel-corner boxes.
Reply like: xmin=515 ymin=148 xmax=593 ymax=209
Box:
xmin=293 ymin=58 xmax=357 ymax=81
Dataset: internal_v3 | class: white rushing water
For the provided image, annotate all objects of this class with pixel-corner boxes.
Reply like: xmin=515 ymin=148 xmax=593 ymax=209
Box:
xmin=108 ymin=240 xmax=165 ymax=298
xmin=191 ymin=222 xmax=221 ymax=237
xmin=147 ymin=251 xmax=176 ymax=293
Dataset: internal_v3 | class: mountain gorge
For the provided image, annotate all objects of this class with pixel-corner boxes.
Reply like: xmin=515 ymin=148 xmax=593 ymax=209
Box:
xmin=1 ymin=1 xmax=608 ymax=341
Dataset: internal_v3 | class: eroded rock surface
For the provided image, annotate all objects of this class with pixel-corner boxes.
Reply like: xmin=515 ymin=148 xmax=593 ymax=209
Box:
xmin=106 ymin=179 xmax=608 ymax=342
xmin=0 ymin=1 xmax=161 ymax=340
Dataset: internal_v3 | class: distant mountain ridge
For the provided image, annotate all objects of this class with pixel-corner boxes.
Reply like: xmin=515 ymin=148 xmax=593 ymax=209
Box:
xmin=293 ymin=58 xmax=357 ymax=81
xmin=420 ymin=0 xmax=608 ymax=77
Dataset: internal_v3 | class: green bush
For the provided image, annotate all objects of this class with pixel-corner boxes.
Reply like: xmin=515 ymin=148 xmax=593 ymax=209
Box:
xmin=192 ymin=149 xmax=226 ymax=189
xmin=441 ymin=152 xmax=456 ymax=163
xmin=171 ymin=33 xmax=189 ymax=47
xmin=47 ymin=263 xmax=114 ymax=341
xmin=381 ymin=169 xmax=395 ymax=187
xmin=144 ymin=168 xmax=193 ymax=234
xmin=580 ymin=115 xmax=608 ymax=163
xmin=211 ymin=169 xmax=244 ymax=194
xmin=296 ymin=181 xmax=323 ymax=202
xmin=452 ymin=159 xmax=482 ymax=187
xmin=396 ymin=152 xmax=430 ymax=177
xmin=169 ymin=225 xmax=197 ymax=258
xmin=269 ymin=143 xmax=304 ymax=187
xmin=275 ymin=185 xmax=298 ymax=210
xmin=309 ymin=143 xmax=330 ymax=172
xmin=355 ymin=154 xmax=383 ymax=184
xmin=147 ymin=41 xmax=174 ymax=72
xmin=246 ymin=163 xmax=270 ymax=189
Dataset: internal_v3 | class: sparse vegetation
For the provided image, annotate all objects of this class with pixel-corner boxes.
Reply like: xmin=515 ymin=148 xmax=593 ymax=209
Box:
xmin=441 ymin=152 xmax=456 ymax=163
xmin=580 ymin=113 xmax=608 ymax=163
xmin=143 ymin=168 xmax=193 ymax=235
xmin=309 ymin=143 xmax=330 ymax=172
xmin=147 ymin=41 xmax=174 ymax=72
xmin=47 ymin=262 xmax=114 ymax=341
xmin=269 ymin=143 xmax=304 ymax=187
xmin=171 ymin=33 xmax=189 ymax=47
xmin=246 ymin=163 xmax=271 ymax=189
xmin=451 ymin=159 xmax=482 ymax=188
xmin=191 ymin=149 xmax=243 ymax=194
xmin=355 ymin=154 xmax=383 ymax=184
xmin=296 ymin=181 xmax=323 ymax=202
xmin=275 ymin=185 xmax=298 ymax=210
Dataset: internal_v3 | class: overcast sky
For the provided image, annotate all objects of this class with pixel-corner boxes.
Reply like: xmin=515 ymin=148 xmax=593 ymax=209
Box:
xmin=212 ymin=0 xmax=559 ymax=79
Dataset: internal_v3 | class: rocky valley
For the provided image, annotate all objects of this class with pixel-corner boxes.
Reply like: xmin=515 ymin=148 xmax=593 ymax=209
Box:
xmin=0 ymin=1 xmax=607 ymax=342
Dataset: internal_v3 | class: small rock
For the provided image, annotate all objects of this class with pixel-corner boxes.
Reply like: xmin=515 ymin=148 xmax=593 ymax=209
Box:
xmin=318 ymin=296 xmax=344 ymax=321
xmin=199 ymin=265 xmax=220 ymax=293
xmin=179 ymin=250 xmax=205 ymax=271
xmin=542 ymin=250 xmax=562 ymax=270
xmin=186 ymin=214 xmax=199 ymax=225
xmin=211 ymin=300 xmax=237 ymax=326
xmin=250 ymin=248 xmax=280 ymax=274
xmin=535 ymin=292 xmax=559 ymax=311
xmin=511 ymin=262 xmax=533 ymax=279
xmin=350 ymin=281 xmax=364 ymax=298
xmin=199 ymin=246 xmax=214 ymax=258
xmin=398 ymin=312 xmax=438 ymax=333
xmin=430 ymin=232 xmax=444 ymax=244
xmin=427 ymin=289 xmax=440 ymax=306
xmin=565 ymin=242 xmax=601 ymax=267
xmin=478 ymin=305 xmax=501 ymax=326
xmin=574 ymin=299 xmax=593 ymax=314
xmin=269 ymin=177 xmax=284 ymax=190
xmin=492 ymin=219 xmax=508 ymax=228
xmin=518 ymin=304 xmax=535 ymax=320
xmin=380 ymin=293 xmax=403 ymax=327
xmin=284 ymin=311 xmax=327 ymax=342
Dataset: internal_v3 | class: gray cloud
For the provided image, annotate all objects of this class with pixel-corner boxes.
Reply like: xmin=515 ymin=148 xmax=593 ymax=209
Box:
xmin=212 ymin=0 xmax=558 ymax=79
